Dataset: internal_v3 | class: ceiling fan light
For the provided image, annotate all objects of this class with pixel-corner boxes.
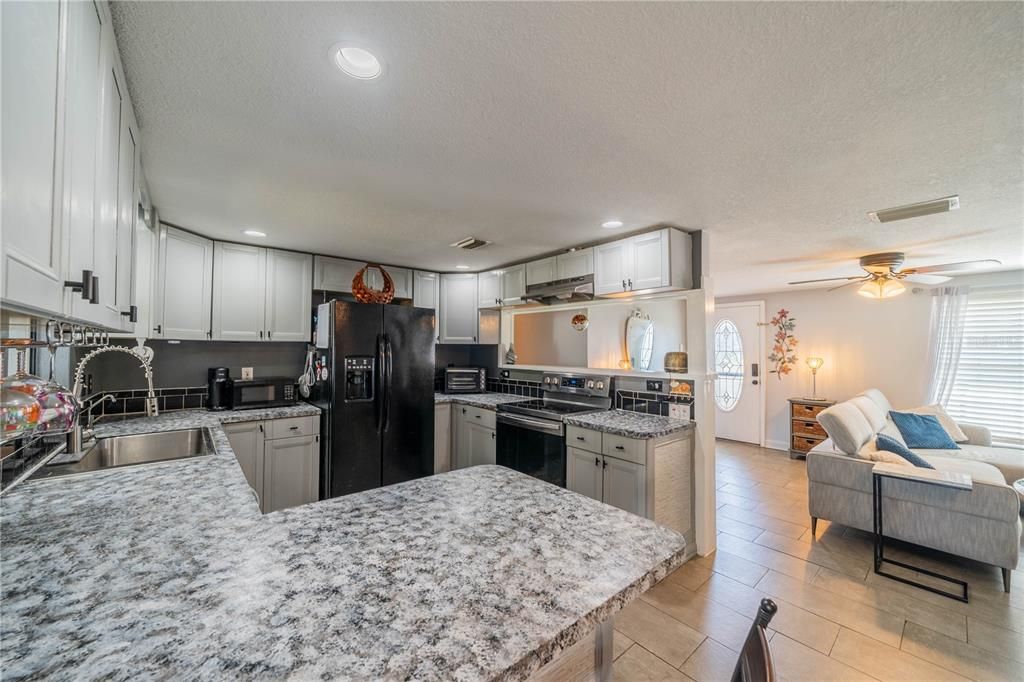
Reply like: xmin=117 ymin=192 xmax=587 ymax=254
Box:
xmin=858 ymin=278 xmax=905 ymax=300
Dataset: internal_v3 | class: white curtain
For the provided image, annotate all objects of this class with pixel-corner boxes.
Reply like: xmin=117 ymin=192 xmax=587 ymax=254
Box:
xmin=926 ymin=286 xmax=970 ymax=405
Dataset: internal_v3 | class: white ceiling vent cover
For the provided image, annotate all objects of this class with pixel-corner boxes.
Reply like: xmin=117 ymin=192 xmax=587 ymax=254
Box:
xmin=868 ymin=195 xmax=960 ymax=223
xmin=451 ymin=237 xmax=490 ymax=250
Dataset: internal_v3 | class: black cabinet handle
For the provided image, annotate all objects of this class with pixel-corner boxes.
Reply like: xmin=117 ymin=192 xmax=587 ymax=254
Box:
xmin=615 ymin=445 xmax=625 ymax=450
xmin=621 ymin=279 xmax=626 ymax=290
xmin=628 ymin=278 xmax=633 ymax=289
xmin=154 ymin=324 xmax=162 ymax=335
xmin=289 ymin=426 xmax=299 ymax=431
xmin=258 ymin=424 xmax=264 ymax=433
xmin=259 ymin=330 xmax=263 ymax=339
xmin=268 ymin=330 xmax=272 ymax=341
xmin=491 ymin=432 xmax=495 ymax=440
xmin=577 ymin=436 xmax=585 ymax=441
xmin=594 ymin=456 xmax=600 ymax=466
xmin=64 ymin=269 xmax=98 ymax=303
xmin=475 ymin=415 xmax=481 ymax=419
xmin=120 ymin=305 xmax=138 ymax=322
xmin=207 ymin=330 xmax=212 ymax=339
xmin=602 ymin=459 xmax=608 ymax=469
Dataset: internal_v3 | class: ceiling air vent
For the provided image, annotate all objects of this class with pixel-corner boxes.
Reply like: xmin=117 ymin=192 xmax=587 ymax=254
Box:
xmin=867 ymin=195 xmax=959 ymax=223
xmin=451 ymin=236 xmax=490 ymax=250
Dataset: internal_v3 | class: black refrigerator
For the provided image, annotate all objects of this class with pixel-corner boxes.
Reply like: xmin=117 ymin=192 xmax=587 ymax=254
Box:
xmin=312 ymin=300 xmax=435 ymax=499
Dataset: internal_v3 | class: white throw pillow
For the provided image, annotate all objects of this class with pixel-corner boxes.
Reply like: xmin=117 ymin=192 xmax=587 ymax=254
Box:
xmin=857 ymin=441 xmax=910 ymax=465
xmin=905 ymin=404 xmax=968 ymax=443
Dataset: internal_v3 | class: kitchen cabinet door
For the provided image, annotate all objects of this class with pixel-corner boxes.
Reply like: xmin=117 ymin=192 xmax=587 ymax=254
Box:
xmin=114 ymin=118 xmax=138 ymax=330
xmin=62 ymin=0 xmax=104 ymax=323
xmin=500 ymin=265 xmax=526 ymax=305
xmin=0 ymin=0 xmax=65 ymax=316
xmin=567 ymin=447 xmax=602 ymax=502
xmin=478 ymin=271 xmax=501 ymax=308
xmin=556 ymin=249 xmax=594 ymax=280
xmin=212 ymin=242 xmax=265 ymax=341
xmin=313 ymin=255 xmax=361 ymax=293
xmin=466 ymin=420 xmax=496 ymax=467
xmin=526 ymin=257 xmax=556 ymax=286
xmin=453 ymin=408 xmax=471 ymax=470
xmin=439 ymin=273 xmax=478 ymax=344
xmin=630 ymin=229 xmax=670 ymax=292
xmin=602 ymin=456 xmax=646 ymax=517
xmin=223 ymin=420 xmax=265 ymax=510
xmin=263 ymin=434 xmax=319 ymax=513
xmin=155 ymin=225 xmax=213 ymax=339
xmin=265 ymin=248 xmax=312 ymax=342
xmin=593 ymin=240 xmax=631 ymax=295
xmin=434 ymin=403 xmax=452 ymax=473
xmin=413 ymin=271 xmax=439 ymax=310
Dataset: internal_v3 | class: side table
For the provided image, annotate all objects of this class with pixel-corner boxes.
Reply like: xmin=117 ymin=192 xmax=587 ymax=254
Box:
xmin=872 ymin=462 xmax=973 ymax=603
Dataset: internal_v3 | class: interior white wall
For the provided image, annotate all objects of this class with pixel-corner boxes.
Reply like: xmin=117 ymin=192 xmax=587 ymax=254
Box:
xmin=587 ymin=299 xmax=687 ymax=371
xmin=717 ymin=269 xmax=1023 ymax=451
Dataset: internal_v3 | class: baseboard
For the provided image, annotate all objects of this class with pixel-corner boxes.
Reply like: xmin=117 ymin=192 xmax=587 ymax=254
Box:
xmin=765 ymin=439 xmax=790 ymax=453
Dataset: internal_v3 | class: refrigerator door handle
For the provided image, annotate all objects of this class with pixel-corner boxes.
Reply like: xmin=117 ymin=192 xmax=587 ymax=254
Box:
xmin=383 ymin=333 xmax=393 ymax=432
xmin=376 ymin=334 xmax=386 ymax=434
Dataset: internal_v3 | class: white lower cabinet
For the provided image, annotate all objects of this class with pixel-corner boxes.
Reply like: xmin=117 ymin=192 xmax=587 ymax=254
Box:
xmin=434 ymin=402 xmax=451 ymax=473
xmin=224 ymin=415 xmax=320 ymax=514
xmin=453 ymin=405 xmax=496 ymax=469
xmin=566 ymin=425 xmax=693 ymax=539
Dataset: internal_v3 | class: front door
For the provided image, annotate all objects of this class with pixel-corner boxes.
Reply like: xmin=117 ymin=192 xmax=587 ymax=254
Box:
xmin=712 ymin=302 xmax=764 ymax=445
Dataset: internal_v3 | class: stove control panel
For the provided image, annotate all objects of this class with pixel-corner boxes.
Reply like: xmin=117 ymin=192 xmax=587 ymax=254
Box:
xmin=542 ymin=373 xmax=612 ymax=398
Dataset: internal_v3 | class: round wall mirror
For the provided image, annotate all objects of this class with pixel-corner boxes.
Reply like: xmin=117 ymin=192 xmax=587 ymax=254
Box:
xmin=625 ymin=310 xmax=655 ymax=371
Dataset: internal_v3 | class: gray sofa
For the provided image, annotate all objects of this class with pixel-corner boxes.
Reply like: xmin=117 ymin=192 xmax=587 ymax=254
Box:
xmin=807 ymin=389 xmax=1022 ymax=592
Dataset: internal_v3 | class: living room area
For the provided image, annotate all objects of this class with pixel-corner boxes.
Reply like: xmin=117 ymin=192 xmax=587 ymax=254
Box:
xmin=604 ymin=1 xmax=1023 ymax=676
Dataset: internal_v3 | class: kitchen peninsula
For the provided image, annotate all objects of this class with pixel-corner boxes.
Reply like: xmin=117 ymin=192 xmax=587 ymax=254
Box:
xmin=1 ymin=410 xmax=687 ymax=680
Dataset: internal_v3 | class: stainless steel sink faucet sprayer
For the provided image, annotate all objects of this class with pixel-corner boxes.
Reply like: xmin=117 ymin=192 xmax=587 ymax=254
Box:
xmin=68 ymin=345 xmax=158 ymax=451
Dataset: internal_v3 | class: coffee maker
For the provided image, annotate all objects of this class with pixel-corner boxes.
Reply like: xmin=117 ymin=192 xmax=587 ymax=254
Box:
xmin=207 ymin=367 xmax=233 ymax=411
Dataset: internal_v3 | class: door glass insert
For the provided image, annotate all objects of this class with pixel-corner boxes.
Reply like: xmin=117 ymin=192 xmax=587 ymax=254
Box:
xmin=714 ymin=319 xmax=744 ymax=411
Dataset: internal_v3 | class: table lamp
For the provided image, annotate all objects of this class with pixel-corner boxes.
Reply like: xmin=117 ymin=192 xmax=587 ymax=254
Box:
xmin=806 ymin=357 xmax=825 ymax=400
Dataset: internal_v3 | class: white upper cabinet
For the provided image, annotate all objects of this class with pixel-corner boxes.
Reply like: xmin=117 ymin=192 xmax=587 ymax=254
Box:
xmin=1 ymin=0 xmax=65 ymax=315
xmin=265 ymin=249 xmax=312 ymax=342
xmin=114 ymin=117 xmax=139 ymax=331
xmin=499 ymin=264 xmax=526 ymax=305
xmin=212 ymin=245 xmax=311 ymax=342
xmin=594 ymin=229 xmax=692 ymax=296
xmin=526 ymin=257 xmax=557 ymax=285
xmin=478 ymin=270 xmax=501 ymax=309
xmin=155 ymin=225 xmax=213 ymax=339
xmin=439 ymin=273 xmax=478 ymax=344
xmin=556 ymin=248 xmax=594 ymax=280
xmin=413 ymin=271 xmax=439 ymax=310
xmin=313 ymin=255 xmax=361 ymax=293
xmin=212 ymin=242 xmax=265 ymax=341
xmin=593 ymin=240 xmax=632 ymax=295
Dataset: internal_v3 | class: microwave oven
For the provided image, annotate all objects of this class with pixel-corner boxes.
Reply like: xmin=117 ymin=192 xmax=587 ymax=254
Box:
xmin=231 ymin=377 xmax=299 ymax=410
xmin=444 ymin=367 xmax=487 ymax=394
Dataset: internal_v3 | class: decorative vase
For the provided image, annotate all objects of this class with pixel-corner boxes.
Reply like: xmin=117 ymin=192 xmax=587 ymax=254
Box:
xmin=505 ymin=345 xmax=517 ymax=365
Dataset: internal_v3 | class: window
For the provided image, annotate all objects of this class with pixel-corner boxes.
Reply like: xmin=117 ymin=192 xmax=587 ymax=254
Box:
xmin=945 ymin=283 xmax=1024 ymax=448
xmin=714 ymin=319 xmax=744 ymax=411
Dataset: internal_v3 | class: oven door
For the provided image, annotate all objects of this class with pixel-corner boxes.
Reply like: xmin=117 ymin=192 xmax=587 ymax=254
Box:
xmin=496 ymin=413 xmax=566 ymax=487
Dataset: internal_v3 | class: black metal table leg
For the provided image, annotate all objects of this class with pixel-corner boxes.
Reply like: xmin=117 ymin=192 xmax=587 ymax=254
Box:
xmin=871 ymin=472 xmax=969 ymax=603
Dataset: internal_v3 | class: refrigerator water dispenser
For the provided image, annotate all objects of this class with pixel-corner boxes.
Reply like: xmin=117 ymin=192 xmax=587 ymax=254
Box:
xmin=344 ymin=356 xmax=375 ymax=401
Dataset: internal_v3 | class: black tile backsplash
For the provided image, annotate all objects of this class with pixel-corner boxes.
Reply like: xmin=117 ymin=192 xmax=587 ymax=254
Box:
xmin=92 ymin=386 xmax=209 ymax=419
xmin=486 ymin=378 xmax=543 ymax=398
xmin=615 ymin=389 xmax=694 ymax=418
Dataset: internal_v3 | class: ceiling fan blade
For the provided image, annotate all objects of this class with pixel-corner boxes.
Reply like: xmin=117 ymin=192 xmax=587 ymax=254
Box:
xmin=788 ymin=275 xmax=865 ymax=285
xmin=828 ymin=279 xmax=868 ymax=292
xmin=902 ymin=259 xmax=1001 ymax=275
xmin=903 ymin=273 xmax=951 ymax=285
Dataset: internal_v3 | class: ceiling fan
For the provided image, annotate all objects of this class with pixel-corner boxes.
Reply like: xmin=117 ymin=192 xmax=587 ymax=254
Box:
xmin=788 ymin=252 xmax=1001 ymax=299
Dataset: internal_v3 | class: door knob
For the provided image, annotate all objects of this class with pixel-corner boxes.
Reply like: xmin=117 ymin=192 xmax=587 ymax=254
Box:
xmin=752 ymin=379 xmax=760 ymax=385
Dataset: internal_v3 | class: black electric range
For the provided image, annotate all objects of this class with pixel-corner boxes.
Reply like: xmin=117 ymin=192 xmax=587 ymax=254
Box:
xmin=495 ymin=373 xmax=612 ymax=487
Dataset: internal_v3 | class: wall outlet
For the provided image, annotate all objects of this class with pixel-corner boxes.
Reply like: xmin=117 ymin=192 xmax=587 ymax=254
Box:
xmin=241 ymin=367 xmax=254 ymax=380
xmin=669 ymin=403 xmax=687 ymax=420
xmin=646 ymin=379 xmax=664 ymax=392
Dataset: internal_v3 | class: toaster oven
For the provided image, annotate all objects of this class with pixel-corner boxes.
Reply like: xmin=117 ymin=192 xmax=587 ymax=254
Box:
xmin=444 ymin=367 xmax=487 ymax=394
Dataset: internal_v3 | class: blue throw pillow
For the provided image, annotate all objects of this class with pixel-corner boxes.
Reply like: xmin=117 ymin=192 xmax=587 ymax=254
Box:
xmin=889 ymin=411 xmax=961 ymax=450
xmin=876 ymin=434 xmax=936 ymax=469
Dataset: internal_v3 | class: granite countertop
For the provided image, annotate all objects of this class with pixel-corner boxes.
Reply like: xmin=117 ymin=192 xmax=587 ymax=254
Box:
xmin=434 ymin=392 xmax=532 ymax=409
xmin=564 ymin=409 xmax=695 ymax=439
xmin=1 ymin=407 xmax=686 ymax=680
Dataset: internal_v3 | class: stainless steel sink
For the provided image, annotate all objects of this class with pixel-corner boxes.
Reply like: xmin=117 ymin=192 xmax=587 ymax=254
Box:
xmin=31 ymin=428 xmax=214 ymax=480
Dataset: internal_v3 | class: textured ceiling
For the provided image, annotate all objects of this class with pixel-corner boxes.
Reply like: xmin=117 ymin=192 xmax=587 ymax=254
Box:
xmin=110 ymin=1 xmax=1023 ymax=296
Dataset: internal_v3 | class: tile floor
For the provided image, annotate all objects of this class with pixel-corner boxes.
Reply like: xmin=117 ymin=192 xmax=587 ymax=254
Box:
xmin=613 ymin=439 xmax=1024 ymax=681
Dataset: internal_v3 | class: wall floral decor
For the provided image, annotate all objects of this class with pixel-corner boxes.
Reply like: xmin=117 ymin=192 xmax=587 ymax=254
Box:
xmin=768 ymin=308 xmax=798 ymax=378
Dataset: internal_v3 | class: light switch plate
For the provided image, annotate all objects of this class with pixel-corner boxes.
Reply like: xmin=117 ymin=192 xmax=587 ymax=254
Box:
xmin=241 ymin=367 xmax=254 ymax=380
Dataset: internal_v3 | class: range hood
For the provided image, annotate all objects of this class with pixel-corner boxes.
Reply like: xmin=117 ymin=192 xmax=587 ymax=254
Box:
xmin=522 ymin=274 xmax=595 ymax=305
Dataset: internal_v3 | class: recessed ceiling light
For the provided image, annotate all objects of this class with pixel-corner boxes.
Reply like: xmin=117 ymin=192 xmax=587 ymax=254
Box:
xmin=242 ymin=229 xmax=266 ymax=237
xmin=455 ymin=264 xmax=470 ymax=270
xmin=601 ymin=220 xmax=624 ymax=229
xmin=330 ymin=44 xmax=382 ymax=80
